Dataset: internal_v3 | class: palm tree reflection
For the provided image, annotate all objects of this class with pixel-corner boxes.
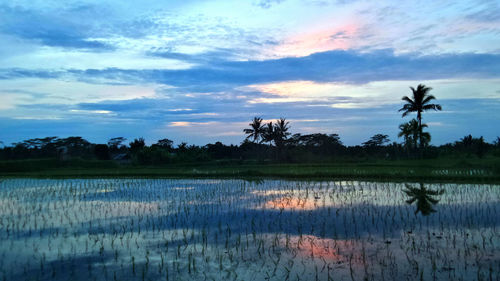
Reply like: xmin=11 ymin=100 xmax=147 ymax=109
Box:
xmin=403 ymin=183 xmax=444 ymax=216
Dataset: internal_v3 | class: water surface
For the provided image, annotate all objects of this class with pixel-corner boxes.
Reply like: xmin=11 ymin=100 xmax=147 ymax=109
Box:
xmin=0 ymin=179 xmax=498 ymax=281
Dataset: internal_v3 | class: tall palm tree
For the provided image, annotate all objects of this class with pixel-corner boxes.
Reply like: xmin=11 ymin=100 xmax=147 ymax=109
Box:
xmin=243 ymin=117 xmax=264 ymax=143
xmin=261 ymin=122 xmax=275 ymax=144
xmin=273 ymin=118 xmax=290 ymax=147
xmin=399 ymin=84 xmax=441 ymax=148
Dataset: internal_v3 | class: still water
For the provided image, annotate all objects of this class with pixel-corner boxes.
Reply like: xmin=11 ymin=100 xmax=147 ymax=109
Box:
xmin=0 ymin=179 xmax=498 ymax=281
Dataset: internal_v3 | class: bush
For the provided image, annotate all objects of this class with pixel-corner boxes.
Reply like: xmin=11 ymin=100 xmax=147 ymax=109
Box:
xmin=133 ymin=147 xmax=172 ymax=165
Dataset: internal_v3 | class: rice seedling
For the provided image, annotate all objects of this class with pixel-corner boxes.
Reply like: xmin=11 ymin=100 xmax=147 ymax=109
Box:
xmin=0 ymin=178 xmax=498 ymax=280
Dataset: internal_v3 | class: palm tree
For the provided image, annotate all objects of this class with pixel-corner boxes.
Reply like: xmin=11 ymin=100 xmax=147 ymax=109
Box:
xmin=420 ymin=128 xmax=431 ymax=147
xmin=243 ymin=117 xmax=264 ymax=143
xmin=273 ymin=118 xmax=290 ymax=147
xmin=398 ymin=119 xmax=431 ymax=150
xmin=403 ymin=183 xmax=444 ymax=216
xmin=261 ymin=122 xmax=275 ymax=144
xmin=399 ymin=84 xmax=441 ymax=148
xmin=398 ymin=121 xmax=414 ymax=149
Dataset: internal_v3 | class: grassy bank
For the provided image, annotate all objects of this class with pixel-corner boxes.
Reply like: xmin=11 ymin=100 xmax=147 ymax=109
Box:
xmin=1 ymin=157 xmax=499 ymax=183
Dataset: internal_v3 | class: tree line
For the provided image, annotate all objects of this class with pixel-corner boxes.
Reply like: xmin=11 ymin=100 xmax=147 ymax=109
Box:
xmin=1 ymin=84 xmax=499 ymax=164
xmin=1 ymin=131 xmax=497 ymax=165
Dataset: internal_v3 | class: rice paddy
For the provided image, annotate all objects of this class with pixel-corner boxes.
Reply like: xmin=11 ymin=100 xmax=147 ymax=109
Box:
xmin=0 ymin=178 xmax=498 ymax=281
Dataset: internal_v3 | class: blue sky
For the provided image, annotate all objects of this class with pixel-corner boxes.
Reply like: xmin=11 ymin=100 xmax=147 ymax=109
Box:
xmin=0 ymin=0 xmax=499 ymax=146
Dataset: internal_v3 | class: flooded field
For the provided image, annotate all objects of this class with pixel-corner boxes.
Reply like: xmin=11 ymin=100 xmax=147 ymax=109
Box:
xmin=0 ymin=179 xmax=499 ymax=281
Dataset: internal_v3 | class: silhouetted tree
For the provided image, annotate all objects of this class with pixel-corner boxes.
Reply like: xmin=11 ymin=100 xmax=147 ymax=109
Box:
xmin=243 ymin=117 xmax=264 ymax=143
xmin=477 ymin=137 xmax=486 ymax=158
xmin=108 ymin=137 xmax=127 ymax=150
xmin=19 ymin=137 xmax=61 ymax=157
xmin=177 ymin=142 xmax=188 ymax=152
xmin=155 ymin=138 xmax=174 ymax=151
xmin=57 ymin=137 xmax=91 ymax=158
xmin=273 ymin=118 xmax=290 ymax=148
xmin=129 ymin=138 xmax=145 ymax=154
xmin=94 ymin=144 xmax=110 ymax=160
xmin=289 ymin=133 xmax=342 ymax=147
xmin=287 ymin=133 xmax=344 ymax=159
xmin=399 ymin=84 xmax=441 ymax=148
xmin=207 ymin=142 xmax=239 ymax=159
xmin=363 ymin=134 xmax=390 ymax=147
xmin=458 ymin=134 xmax=486 ymax=158
xmin=459 ymin=135 xmax=474 ymax=147
xmin=398 ymin=119 xmax=430 ymax=152
xmin=493 ymin=137 xmax=500 ymax=159
xmin=398 ymin=121 xmax=415 ymax=149
xmin=261 ymin=122 xmax=275 ymax=144
xmin=134 ymin=146 xmax=171 ymax=165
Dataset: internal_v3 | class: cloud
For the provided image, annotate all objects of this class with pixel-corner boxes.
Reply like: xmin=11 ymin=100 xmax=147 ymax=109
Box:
xmin=2 ymin=49 xmax=498 ymax=88
xmin=254 ymin=0 xmax=286 ymax=9
xmin=0 ymin=5 xmax=114 ymax=50
xmin=0 ymin=69 xmax=64 ymax=80
xmin=169 ymin=121 xmax=220 ymax=127
xmin=464 ymin=1 xmax=500 ymax=23
xmin=148 ymin=48 xmax=248 ymax=65
xmin=169 ymin=121 xmax=193 ymax=127
xmin=0 ymin=78 xmax=159 ymax=118
xmin=272 ymin=22 xmax=360 ymax=57
xmin=69 ymin=109 xmax=115 ymax=115
xmin=242 ymin=78 xmax=500 ymax=106
xmin=1 ymin=96 xmax=499 ymax=146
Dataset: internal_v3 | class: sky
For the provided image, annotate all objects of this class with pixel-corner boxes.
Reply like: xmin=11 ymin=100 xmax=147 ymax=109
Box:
xmin=0 ymin=0 xmax=499 ymax=146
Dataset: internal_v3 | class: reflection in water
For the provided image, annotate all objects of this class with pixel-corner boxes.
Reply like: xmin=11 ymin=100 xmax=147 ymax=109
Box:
xmin=0 ymin=179 xmax=498 ymax=281
xmin=403 ymin=183 xmax=444 ymax=216
xmin=265 ymin=197 xmax=318 ymax=210
xmin=283 ymin=235 xmax=345 ymax=262
xmin=245 ymin=178 xmax=265 ymax=185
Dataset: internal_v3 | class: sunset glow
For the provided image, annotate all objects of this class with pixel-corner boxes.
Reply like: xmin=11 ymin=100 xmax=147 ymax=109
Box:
xmin=274 ymin=23 xmax=359 ymax=57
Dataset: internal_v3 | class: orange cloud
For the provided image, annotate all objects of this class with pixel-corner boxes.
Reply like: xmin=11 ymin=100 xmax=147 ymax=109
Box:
xmin=169 ymin=121 xmax=221 ymax=127
xmin=169 ymin=121 xmax=191 ymax=127
xmin=274 ymin=23 xmax=360 ymax=57
xmin=246 ymin=80 xmax=338 ymax=97
xmin=242 ymin=80 xmax=345 ymax=104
